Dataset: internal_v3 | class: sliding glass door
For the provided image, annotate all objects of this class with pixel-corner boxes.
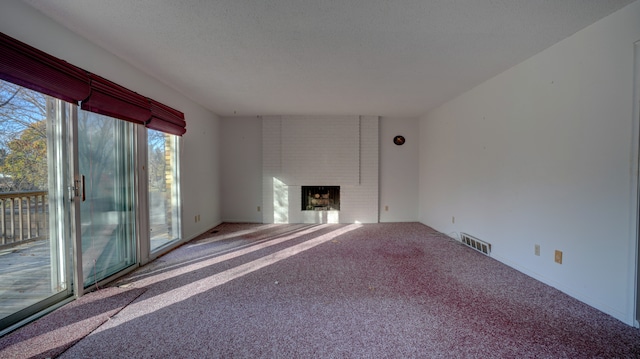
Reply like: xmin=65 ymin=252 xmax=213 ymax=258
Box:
xmin=0 ymin=83 xmax=139 ymax=330
xmin=0 ymin=82 xmax=180 ymax=334
xmin=148 ymin=129 xmax=181 ymax=252
xmin=77 ymin=110 xmax=136 ymax=287
xmin=0 ymin=82 xmax=73 ymax=329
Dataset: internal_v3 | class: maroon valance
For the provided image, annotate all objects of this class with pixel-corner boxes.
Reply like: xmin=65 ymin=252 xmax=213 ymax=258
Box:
xmin=81 ymin=74 xmax=151 ymax=125
xmin=146 ymin=99 xmax=186 ymax=136
xmin=0 ymin=32 xmax=90 ymax=103
xmin=0 ymin=32 xmax=186 ymax=136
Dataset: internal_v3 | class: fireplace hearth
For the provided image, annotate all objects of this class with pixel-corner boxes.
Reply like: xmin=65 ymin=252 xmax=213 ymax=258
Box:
xmin=302 ymin=186 xmax=340 ymax=211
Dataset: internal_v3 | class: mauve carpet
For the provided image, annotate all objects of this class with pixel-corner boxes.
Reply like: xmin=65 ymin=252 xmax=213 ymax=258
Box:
xmin=0 ymin=286 xmax=146 ymax=359
xmin=2 ymin=222 xmax=640 ymax=358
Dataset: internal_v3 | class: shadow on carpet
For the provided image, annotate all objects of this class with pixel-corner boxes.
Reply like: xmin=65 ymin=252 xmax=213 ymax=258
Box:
xmin=0 ymin=287 xmax=146 ymax=359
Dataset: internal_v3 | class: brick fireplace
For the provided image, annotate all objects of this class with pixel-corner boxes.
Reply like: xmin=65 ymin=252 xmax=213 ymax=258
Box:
xmin=262 ymin=115 xmax=378 ymax=223
xmin=302 ymin=186 xmax=340 ymax=211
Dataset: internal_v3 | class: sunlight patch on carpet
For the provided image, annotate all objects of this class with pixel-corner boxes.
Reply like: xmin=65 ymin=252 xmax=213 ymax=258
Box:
xmin=0 ymin=287 xmax=146 ymax=359
xmin=128 ymin=224 xmax=334 ymax=287
xmin=122 ymin=224 xmax=362 ymax=319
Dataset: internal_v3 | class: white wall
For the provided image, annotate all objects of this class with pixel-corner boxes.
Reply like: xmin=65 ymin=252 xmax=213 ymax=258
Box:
xmin=0 ymin=0 xmax=222 ymax=244
xmin=379 ymin=117 xmax=419 ymax=222
xmin=419 ymin=1 xmax=640 ymax=325
xmin=220 ymin=117 xmax=263 ymax=223
xmin=222 ymin=116 xmax=419 ymax=224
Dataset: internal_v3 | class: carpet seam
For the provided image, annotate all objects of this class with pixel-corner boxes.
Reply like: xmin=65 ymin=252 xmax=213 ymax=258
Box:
xmin=53 ymin=288 xmax=148 ymax=359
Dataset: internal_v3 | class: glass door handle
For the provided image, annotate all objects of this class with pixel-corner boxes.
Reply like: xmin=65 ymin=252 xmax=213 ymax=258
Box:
xmin=81 ymin=175 xmax=85 ymax=202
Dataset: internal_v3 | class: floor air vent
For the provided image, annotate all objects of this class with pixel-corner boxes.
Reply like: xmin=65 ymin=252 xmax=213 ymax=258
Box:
xmin=460 ymin=233 xmax=491 ymax=255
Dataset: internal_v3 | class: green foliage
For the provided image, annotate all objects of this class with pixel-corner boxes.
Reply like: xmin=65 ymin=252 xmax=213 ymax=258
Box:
xmin=0 ymin=80 xmax=48 ymax=191
xmin=1 ymin=120 xmax=47 ymax=190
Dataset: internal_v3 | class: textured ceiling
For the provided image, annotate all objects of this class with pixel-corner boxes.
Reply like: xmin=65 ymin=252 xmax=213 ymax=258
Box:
xmin=23 ymin=0 xmax=635 ymax=117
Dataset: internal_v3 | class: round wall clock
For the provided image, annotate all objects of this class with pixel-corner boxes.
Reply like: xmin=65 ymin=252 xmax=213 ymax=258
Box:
xmin=393 ymin=135 xmax=405 ymax=146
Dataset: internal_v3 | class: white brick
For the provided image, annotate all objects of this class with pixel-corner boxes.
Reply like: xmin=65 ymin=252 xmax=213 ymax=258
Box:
xmin=262 ymin=115 xmax=379 ymax=223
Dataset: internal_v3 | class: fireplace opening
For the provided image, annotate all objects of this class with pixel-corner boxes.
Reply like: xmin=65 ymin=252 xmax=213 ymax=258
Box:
xmin=302 ymin=186 xmax=340 ymax=211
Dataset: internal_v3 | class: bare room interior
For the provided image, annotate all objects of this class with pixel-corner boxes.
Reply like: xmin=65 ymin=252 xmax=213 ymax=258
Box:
xmin=1 ymin=0 xmax=640 ymax=357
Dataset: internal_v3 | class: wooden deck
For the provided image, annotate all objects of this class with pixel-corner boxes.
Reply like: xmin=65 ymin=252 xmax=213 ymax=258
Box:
xmin=0 ymin=239 xmax=63 ymax=319
xmin=0 ymin=225 xmax=177 ymax=321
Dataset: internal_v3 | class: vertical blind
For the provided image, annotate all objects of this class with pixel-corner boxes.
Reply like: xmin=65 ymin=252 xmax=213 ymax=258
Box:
xmin=0 ymin=32 xmax=186 ymax=136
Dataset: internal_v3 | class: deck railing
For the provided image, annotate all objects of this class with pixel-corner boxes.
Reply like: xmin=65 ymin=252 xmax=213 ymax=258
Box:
xmin=0 ymin=191 xmax=48 ymax=248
